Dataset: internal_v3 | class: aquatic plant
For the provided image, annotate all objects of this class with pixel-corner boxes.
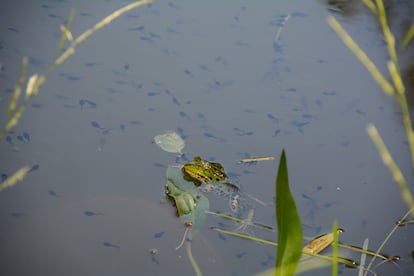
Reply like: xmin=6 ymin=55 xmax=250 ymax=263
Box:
xmin=165 ymin=166 xmax=210 ymax=276
xmin=328 ymin=0 xmax=414 ymax=212
xmin=329 ymin=0 xmax=414 ymax=274
xmin=274 ymin=150 xmax=302 ymax=276
xmin=214 ymin=2 xmax=414 ymax=275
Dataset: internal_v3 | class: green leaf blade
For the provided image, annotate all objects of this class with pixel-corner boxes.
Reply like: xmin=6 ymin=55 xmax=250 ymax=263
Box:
xmin=275 ymin=150 xmax=303 ymax=276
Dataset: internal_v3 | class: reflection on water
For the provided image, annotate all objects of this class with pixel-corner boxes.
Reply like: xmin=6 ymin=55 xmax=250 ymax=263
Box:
xmin=1 ymin=0 xmax=414 ymax=275
xmin=0 ymin=195 xmax=231 ymax=275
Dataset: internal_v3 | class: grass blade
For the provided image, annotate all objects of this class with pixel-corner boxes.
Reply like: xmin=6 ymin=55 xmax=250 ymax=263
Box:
xmin=362 ymin=0 xmax=377 ymax=14
xmin=211 ymin=227 xmax=278 ymax=247
xmin=275 ymin=149 xmax=303 ymax=276
xmin=0 ymin=166 xmax=31 ymax=192
xmin=327 ymin=16 xmax=394 ymax=95
xmin=57 ymin=9 xmax=75 ymax=52
xmin=332 ymin=220 xmax=339 ymax=276
xmin=401 ymin=24 xmax=414 ymax=49
xmin=7 ymin=57 xmax=27 ymax=116
xmin=366 ymin=124 xmax=414 ymax=211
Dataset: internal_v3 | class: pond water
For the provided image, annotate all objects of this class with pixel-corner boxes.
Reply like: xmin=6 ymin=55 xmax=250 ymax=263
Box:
xmin=1 ymin=0 xmax=414 ymax=275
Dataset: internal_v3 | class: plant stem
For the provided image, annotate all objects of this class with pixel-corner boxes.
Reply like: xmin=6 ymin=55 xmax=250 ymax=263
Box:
xmin=186 ymin=231 xmax=202 ymax=276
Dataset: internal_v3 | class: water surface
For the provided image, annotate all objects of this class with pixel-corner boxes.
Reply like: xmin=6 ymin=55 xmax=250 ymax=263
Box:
xmin=1 ymin=0 xmax=413 ymax=275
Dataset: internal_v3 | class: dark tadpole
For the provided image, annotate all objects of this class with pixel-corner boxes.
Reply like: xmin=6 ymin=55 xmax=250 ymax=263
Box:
xmin=29 ymin=164 xmax=40 ymax=173
xmin=23 ymin=132 xmax=30 ymax=142
xmin=153 ymin=231 xmax=165 ymax=239
xmin=48 ymin=190 xmax=62 ymax=198
xmin=84 ymin=210 xmax=104 ymax=217
xmin=91 ymin=121 xmax=105 ymax=130
xmin=102 ymin=241 xmax=120 ymax=249
xmin=119 ymin=124 xmax=125 ymax=132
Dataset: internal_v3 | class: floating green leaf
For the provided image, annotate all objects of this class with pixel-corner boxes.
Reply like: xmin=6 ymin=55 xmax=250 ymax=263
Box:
xmin=275 ymin=149 xmax=303 ymax=276
xmin=165 ymin=178 xmax=197 ymax=217
xmin=165 ymin=165 xmax=209 ymax=276
xmin=166 ymin=166 xmax=209 ymax=233
xmin=154 ymin=131 xmax=185 ymax=154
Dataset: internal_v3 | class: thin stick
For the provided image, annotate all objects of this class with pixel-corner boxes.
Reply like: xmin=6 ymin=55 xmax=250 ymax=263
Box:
xmin=239 ymin=157 xmax=275 ymax=163
xmin=339 ymin=242 xmax=389 ymax=261
xmin=364 ymin=207 xmax=414 ymax=276
xmin=358 ymin=239 xmax=369 ymax=276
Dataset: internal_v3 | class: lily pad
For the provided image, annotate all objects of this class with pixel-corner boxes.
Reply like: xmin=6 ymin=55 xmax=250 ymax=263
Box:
xmin=154 ymin=131 xmax=185 ymax=154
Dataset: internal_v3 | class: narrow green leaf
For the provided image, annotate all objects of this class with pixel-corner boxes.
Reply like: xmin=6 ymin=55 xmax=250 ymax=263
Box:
xmin=401 ymin=23 xmax=414 ymax=49
xmin=0 ymin=166 xmax=31 ymax=192
xmin=7 ymin=57 xmax=28 ymax=116
xmin=275 ymin=149 xmax=303 ymax=276
xmin=327 ymin=16 xmax=395 ymax=96
xmin=57 ymin=9 xmax=75 ymax=52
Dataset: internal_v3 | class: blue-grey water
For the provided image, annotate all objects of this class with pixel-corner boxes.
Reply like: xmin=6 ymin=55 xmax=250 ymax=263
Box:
xmin=1 ymin=0 xmax=413 ymax=275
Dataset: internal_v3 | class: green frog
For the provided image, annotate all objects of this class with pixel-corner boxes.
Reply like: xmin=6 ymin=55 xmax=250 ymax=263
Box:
xmin=182 ymin=156 xmax=243 ymax=214
xmin=182 ymin=156 xmax=228 ymax=185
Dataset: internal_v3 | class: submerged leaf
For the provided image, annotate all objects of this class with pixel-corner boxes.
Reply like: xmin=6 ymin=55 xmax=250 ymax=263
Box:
xmin=165 ymin=166 xmax=209 ymax=234
xmin=275 ymin=149 xmax=303 ymax=276
xmin=165 ymin=178 xmax=197 ymax=216
xmin=154 ymin=131 xmax=185 ymax=154
xmin=165 ymin=166 xmax=208 ymax=276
